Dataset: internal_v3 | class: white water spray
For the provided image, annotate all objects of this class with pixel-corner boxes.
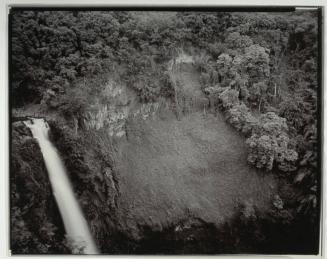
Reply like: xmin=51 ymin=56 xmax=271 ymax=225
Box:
xmin=24 ymin=118 xmax=99 ymax=254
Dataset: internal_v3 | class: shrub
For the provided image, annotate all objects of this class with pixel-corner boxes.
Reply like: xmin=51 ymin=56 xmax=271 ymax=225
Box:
xmin=246 ymin=112 xmax=298 ymax=171
xmin=216 ymin=53 xmax=233 ymax=79
xmin=225 ymin=103 xmax=258 ymax=136
xmin=199 ymin=72 xmax=210 ymax=86
xmin=225 ymin=31 xmax=253 ymax=50
xmin=206 ymin=42 xmax=227 ymax=58
xmin=254 ymin=112 xmax=288 ymax=135
xmin=242 ymin=44 xmax=270 ymax=82
xmin=218 ymin=87 xmax=239 ymax=109
xmin=58 ymin=87 xmax=89 ymax=119
xmin=278 ymin=96 xmax=313 ymax=134
xmin=246 ymin=134 xmax=276 ymax=170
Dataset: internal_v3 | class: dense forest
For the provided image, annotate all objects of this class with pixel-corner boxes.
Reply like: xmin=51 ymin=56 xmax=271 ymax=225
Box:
xmin=10 ymin=9 xmax=320 ymax=254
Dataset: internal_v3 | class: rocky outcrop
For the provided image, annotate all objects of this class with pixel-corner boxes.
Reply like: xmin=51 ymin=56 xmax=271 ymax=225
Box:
xmin=81 ymin=80 xmax=162 ymax=137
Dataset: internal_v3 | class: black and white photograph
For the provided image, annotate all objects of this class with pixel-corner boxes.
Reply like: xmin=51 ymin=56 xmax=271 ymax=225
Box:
xmin=8 ymin=7 xmax=322 ymax=255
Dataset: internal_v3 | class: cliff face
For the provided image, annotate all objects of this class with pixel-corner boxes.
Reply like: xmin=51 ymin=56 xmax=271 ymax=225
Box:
xmin=82 ymin=81 xmax=130 ymax=136
xmin=81 ymin=80 xmax=162 ymax=137
xmin=10 ymin=60 xmax=319 ymax=254
xmin=46 ymin=64 xmax=278 ymax=253
xmin=10 ymin=121 xmax=68 ymax=254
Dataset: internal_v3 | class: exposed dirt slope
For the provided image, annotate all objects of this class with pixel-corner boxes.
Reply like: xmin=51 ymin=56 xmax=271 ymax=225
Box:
xmin=113 ymin=63 xmax=276 ymax=240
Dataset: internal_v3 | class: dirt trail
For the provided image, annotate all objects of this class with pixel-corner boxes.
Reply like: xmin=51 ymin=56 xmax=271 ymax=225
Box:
xmin=113 ymin=62 xmax=276 ymax=240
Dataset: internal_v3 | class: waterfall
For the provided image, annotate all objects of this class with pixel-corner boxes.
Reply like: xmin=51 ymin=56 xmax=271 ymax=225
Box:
xmin=24 ymin=118 xmax=99 ymax=254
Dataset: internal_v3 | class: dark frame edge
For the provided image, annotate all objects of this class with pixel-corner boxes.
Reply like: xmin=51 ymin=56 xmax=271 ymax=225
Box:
xmin=317 ymin=5 xmax=324 ymax=257
xmin=8 ymin=5 xmax=13 ymax=256
xmin=8 ymin=6 xmax=296 ymax=12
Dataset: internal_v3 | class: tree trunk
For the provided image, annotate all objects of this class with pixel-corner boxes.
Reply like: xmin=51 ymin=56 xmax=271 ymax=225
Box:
xmin=258 ymin=97 xmax=262 ymax=112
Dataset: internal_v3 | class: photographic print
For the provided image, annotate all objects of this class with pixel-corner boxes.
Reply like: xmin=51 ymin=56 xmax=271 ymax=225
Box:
xmin=9 ymin=7 xmax=321 ymax=255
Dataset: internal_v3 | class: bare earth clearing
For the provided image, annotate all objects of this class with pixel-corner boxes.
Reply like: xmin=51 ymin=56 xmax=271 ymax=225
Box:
xmin=113 ymin=62 xmax=276 ymax=239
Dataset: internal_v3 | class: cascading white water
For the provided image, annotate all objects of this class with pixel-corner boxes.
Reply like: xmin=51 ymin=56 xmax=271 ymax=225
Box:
xmin=24 ymin=118 xmax=99 ymax=254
